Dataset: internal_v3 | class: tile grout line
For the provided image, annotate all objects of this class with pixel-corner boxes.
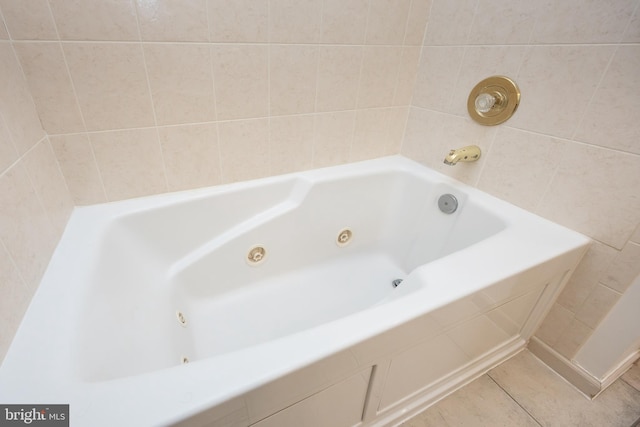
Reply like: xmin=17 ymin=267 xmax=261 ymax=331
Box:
xmin=133 ymin=6 xmax=170 ymax=195
xmin=348 ymin=0 xmax=372 ymax=162
xmin=45 ymin=0 xmax=105 ymax=204
xmin=310 ymin=0 xmax=325 ymax=168
xmin=620 ymin=364 xmax=640 ymax=393
xmin=408 ymin=105 xmax=640 ymax=158
xmin=486 ymin=374 xmax=545 ymax=427
xmin=205 ymin=0 xmax=225 ymax=185
xmin=569 ymin=44 xmax=619 ymax=142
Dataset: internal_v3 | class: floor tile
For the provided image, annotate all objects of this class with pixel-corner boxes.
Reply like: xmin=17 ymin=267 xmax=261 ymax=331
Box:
xmin=623 ymin=361 xmax=640 ymax=392
xmin=488 ymin=351 xmax=640 ymax=427
xmin=400 ymin=375 xmax=539 ymax=427
xmin=400 ymin=408 xmax=451 ymax=427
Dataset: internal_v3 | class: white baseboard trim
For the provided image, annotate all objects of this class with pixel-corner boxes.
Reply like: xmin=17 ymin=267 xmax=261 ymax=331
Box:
xmin=598 ymin=349 xmax=640 ymax=393
xmin=528 ymin=336 xmax=601 ymax=398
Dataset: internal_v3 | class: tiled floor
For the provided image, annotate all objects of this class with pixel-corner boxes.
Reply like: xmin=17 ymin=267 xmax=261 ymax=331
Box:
xmin=401 ymin=350 xmax=640 ymax=427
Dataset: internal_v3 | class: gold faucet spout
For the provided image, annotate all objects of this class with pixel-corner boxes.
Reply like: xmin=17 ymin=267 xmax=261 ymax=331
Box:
xmin=443 ymin=145 xmax=481 ymax=166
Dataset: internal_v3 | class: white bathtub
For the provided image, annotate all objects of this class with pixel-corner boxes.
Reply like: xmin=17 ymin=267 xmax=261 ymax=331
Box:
xmin=0 ymin=156 xmax=589 ymax=426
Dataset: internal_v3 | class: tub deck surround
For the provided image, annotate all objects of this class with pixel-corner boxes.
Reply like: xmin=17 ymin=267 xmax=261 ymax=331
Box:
xmin=0 ymin=156 xmax=589 ymax=427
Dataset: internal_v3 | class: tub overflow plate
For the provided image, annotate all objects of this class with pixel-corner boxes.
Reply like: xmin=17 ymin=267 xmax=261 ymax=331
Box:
xmin=438 ymin=194 xmax=458 ymax=214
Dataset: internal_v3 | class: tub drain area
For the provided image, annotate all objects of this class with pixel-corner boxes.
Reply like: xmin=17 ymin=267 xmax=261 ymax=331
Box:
xmin=392 ymin=279 xmax=403 ymax=288
xmin=190 ymin=252 xmax=409 ymax=358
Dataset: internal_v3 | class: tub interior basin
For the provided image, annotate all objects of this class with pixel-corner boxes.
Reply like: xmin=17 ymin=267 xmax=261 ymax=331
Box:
xmin=76 ymin=163 xmax=506 ymax=382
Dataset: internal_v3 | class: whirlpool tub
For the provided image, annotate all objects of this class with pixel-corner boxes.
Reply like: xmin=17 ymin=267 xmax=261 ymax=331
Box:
xmin=0 ymin=156 xmax=589 ymax=426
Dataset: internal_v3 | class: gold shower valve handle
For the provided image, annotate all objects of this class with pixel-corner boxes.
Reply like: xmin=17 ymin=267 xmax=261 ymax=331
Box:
xmin=468 ymin=76 xmax=520 ymax=126
xmin=474 ymin=92 xmax=497 ymax=113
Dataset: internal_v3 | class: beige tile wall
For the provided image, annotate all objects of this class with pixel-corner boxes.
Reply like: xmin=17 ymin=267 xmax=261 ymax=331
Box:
xmin=402 ymin=0 xmax=640 ymax=363
xmin=0 ymin=36 xmax=73 ymax=360
xmin=0 ymin=0 xmax=430 ymax=205
xmin=0 ymin=0 xmax=429 ymax=365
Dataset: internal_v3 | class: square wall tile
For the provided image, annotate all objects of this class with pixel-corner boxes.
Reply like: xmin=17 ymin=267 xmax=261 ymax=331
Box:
xmin=211 ymin=45 xmax=268 ymax=120
xmin=351 ymin=107 xmax=407 ymax=162
xmin=208 ymin=0 xmax=268 ymax=43
xmin=269 ymin=0 xmax=322 ymax=44
xmin=477 ymin=127 xmax=564 ymax=212
xmin=554 ymin=318 xmax=593 ymax=359
xmin=556 ymin=240 xmax=617 ymax=313
xmin=90 ymin=128 xmax=167 ymax=201
xmin=423 ymin=0 xmax=476 ymax=45
xmin=574 ymin=45 xmax=640 ymax=154
xmin=50 ymin=133 xmax=107 ymax=205
xmin=13 ymin=42 xmax=85 ymax=134
xmin=0 ymin=10 xmax=9 ymax=39
xmin=136 ymin=0 xmax=208 ymax=42
xmin=63 ymin=43 xmax=155 ymax=131
xmin=316 ymin=46 xmax=362 ymax=113
xmin=144 ymin=44 xmax=215 ymax=125
xmin=509 ymin=45 xmax=614 ymax=139
xmin=0 ymin=43 xmax=46 ymax=155
xmin=22 ymin=139 xmax=74 ymax=238
xmin=0 ymin=164 xmax=57 ymax=288
xmin=534 ymin=302 xmax=574 ymax=346
xmin=404 ymin=0 xmax=431 ymax=45
xmin=393 ymin=47 xmax=421 ymax=106
xmin=536 ymin=143 xmax=640 ymax=250
xmin=357 ymin=46 xmax=403 ymax=109
xmin=365 ymin=0 xmax=412 ymax=45
xmin=530 ymin=0 xmax=636 ymax=44
xmin=632 ymin=223 xmax=640 ymax=244
xmin=269 ymin=115 xmax=314 ymax=175
xmin=468 ymin=0 xmax=538 ymax=45
xmin=624 ymin=5 xmax=640 ymax=42
xmin=601 ymin=241 xmax=640 ymax=294
xmin=412 ymin=46 xmax=465 ymax=112
xmin=158 ymin=123 xmax=221 ymax=192
xmin=401 ymin=107 xmax=444 ymax=166
xmin=0 ymin=113 xmax=18 ymax=173
xmin=0 ymin=244 xmax=30 ymax=363
xmin=218 ymin=118 xmax=269 ymax=183
xmin=0 ymin=0 xmax=57 ymax=40
xmin=320 ymin=0 xmax=368 ymax=44
xmin=386 ymin=106 xmax=410 ymax=154
xmin=313 ymin=111 xmax=355 ymax=168
xmin=269 ymin=45 xmax=318 ymax=116
xmin=575 ymin=284 xmax=621 ymax=329
xmin=48 ymin=0 xmax=139 ymax=41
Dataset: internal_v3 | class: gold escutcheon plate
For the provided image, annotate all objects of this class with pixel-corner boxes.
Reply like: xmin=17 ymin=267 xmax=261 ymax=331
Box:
xmin=467 ymin=76 xmax=520 ymax=126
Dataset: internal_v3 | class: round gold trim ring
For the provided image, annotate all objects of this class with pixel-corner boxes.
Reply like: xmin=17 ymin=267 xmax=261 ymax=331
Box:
xmin=467 ymin=76 xmax=520 ymax=126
